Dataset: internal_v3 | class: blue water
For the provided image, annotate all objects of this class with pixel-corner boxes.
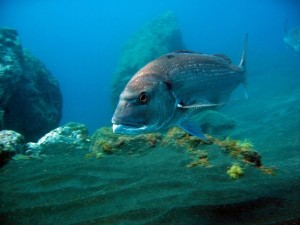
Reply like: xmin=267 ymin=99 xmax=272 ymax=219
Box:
xmin=1 ymin=0 xmax=299 ymax=133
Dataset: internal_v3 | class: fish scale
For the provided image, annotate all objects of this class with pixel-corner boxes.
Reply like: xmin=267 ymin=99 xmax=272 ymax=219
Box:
xmin=163 ymin=55 xmax=242 ymax=105
xmin=112 ymin=35 xmax=248 ymax=138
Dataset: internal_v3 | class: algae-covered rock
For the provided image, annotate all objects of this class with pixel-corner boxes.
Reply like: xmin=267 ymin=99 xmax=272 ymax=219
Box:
xmin=90 ymin=124 xmax=273 ymax=179
xmin=0 ymin=28 xmax=62 ymax=141
xmin=26 ymin=123 xmax=90 ymax=156
xmin=111 ymin=11 xmax=185 ymax=107
xmin=0 ymin=130 xmax=25 ymax=166
xmin=89 ymin=127 xmax=162 ymax=156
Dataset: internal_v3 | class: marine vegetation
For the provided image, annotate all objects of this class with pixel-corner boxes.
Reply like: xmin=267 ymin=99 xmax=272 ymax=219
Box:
xmin=186 ymin=150 xmax=211 ymax=168
xmin=227 ymin=164 xmax=244 ymax=179
xmin=89 ymin=126 xmax=275 ymax=179
xmin=88 ymin=127 xmax=163 ymax=156
xmin=214 ymin=137 xmax=262 ymax=167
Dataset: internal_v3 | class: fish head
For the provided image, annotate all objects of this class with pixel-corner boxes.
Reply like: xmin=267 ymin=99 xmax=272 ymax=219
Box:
xmin=112 ymin=73 xmax=176 ymax=134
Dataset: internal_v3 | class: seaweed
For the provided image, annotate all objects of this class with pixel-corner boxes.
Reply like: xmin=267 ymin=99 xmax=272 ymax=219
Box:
xmin=89 ymin=126 xmax=276 ymax=179
xmin=227 ymin=164 xmax=244 ymax=179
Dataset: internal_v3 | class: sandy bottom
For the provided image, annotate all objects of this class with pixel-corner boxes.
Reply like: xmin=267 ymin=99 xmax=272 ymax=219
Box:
xmin=1 ymin=68 xmax=300 ymax=225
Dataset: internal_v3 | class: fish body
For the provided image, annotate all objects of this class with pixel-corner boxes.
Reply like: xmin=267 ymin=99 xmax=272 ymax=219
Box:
xmin=284 ymin=20 xmax=300 ymax=53
xmin=112 ymin=35 xmax=248 ymax=138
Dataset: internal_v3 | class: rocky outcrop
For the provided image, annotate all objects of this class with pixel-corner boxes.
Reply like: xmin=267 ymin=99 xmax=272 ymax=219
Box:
xmin=0 ymin=28 xmax=62 ymax=141
xmin=0 ymin=123 xmax=90 ymax=166
xmin=0 ymin=130 xmax=25 ymax=167
xmin=0 ymin=29 xmax=23 ymax=111
xmin=26 ymin=122 xmax=90 ymax=156
xmin=111 ymin=11 xmax=185 ymax=107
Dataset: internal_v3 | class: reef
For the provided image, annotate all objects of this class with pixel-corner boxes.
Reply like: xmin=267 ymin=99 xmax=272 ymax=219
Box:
xmin=89 ymin=124 xmax=274 ymax=179
xmin=0 ymin=28 xmax=62 ymax=141
xmin=88 ymin=127 xmax=162 ymax=158
xmin=111 ymin=11 xmax=186 ymax=107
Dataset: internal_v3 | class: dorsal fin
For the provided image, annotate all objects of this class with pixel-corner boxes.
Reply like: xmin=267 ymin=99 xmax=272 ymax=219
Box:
xmin=173 ymin=50 xmax=197 ymax=54
xmin=213 ymin=54 xmax=232 ymax=64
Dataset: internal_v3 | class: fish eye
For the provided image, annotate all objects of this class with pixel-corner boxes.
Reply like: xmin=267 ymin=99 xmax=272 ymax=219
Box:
xmin=139 ymin=92 xmax=149 ymax=104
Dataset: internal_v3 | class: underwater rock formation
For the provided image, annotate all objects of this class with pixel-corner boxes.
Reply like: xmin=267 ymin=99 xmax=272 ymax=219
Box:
xmin=89 ymin=123 xmax=270 ymax=178
xmin=90 ymin=110 xmax=235 ymax=158
xmin=0 ymin=130 xmax=25 ymax=167
xmin=111 ymin=11 xmax=186 ymax=107
xmin=89 ymin=127 xmax=162 ymax=157
xmin=26 ymin=122 xmax=90 ymax=156
xmin=0 ymin=28 xmax=62 ymax=141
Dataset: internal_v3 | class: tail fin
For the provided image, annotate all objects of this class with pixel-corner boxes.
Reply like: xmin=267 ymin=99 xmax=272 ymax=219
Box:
xmin=239 ymin=33 xmax=248 ymax=99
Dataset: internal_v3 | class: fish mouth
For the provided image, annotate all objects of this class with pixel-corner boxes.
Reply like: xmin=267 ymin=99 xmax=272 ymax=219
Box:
xmin=112 ymin=123 xmax=147 ymax=134
xmin=111 ymin=117 xmax=147 ymax=134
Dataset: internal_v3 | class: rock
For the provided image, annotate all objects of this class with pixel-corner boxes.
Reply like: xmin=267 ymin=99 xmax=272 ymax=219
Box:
xmin=89 ymin=127 xmax=163 ymax=156
xmin=89 ymin=125 xmax=271 ymax=177
xmin=0 ymin=130 xmax=25 ymax=167
xmin=111 ymin=11 xmax=185 ymax=107
xmin=0 ymin=28 xmax=23 ymax=126
xmin=25 ymin=122 xmax=90 ymax=156
xmin=0 ymin=28 xmax=62 ymax=141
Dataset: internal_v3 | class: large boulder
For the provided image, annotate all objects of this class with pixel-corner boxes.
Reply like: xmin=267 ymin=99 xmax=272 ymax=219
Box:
xmin=111 ymin=11 xmax=186 ymax=107
xmin=0 ymin=28 xmax=62 ymax=141
xmin=0 ymin=28 xmax=23 ymax=109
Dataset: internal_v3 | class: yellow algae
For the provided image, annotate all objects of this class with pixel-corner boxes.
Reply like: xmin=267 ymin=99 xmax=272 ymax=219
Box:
xmin=89 ymin=127 xmax=163 ymax=155
xmin=100 ymin=141 xmax=114 ymax=153
xmin=89 ymin=126 xmax=274 ymax=178
xmin=227 ymin=164 xmax=244 ymax=179
xmin=259 ymin=166 xmax=276 ymax=176
xmin=187 ymin=150 xmax=211 ymax=168
xmin=214 ymin=137 xmax=262 ymax=167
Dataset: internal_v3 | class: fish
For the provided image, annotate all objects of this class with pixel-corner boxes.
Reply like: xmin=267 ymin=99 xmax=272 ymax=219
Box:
xmin=284 ymin=19 xmax=300 ymax=53
xmin=112 ymin=34 xmax=248 ymax=138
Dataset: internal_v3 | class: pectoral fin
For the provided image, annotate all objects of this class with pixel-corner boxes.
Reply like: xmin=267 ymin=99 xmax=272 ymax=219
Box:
xmin=177 ymin=102 xmax=224 ymax=109
xmin=179 ymin=120 xmax=206 ymax=139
